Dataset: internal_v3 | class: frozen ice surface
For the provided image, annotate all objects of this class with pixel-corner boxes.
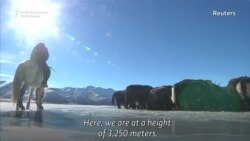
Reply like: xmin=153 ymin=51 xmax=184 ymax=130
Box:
xmin=0 ymin=102 xmax=250 ymax=141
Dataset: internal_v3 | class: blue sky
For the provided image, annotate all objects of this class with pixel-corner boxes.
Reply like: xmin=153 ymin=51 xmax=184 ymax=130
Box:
xmin=0 ymin=0 xmax=250 ymax=90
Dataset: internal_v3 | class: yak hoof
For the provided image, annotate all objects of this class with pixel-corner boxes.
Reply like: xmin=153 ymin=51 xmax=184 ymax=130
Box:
xmin=17 ymin=102 xmax=25 ymax=110
xmin=37 ymin=105 xmax=44 ymax=110
xmin=26 ymin=105 xmax=30 ymax=110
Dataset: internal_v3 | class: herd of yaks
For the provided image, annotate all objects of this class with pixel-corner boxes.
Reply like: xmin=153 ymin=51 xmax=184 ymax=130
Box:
xmin=112 ymin=76 xmax=250 ymax=111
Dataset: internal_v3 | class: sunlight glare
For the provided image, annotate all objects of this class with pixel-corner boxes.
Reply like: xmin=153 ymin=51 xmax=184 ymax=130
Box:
xmin=7 ymin=0 xmax=62 ymax=46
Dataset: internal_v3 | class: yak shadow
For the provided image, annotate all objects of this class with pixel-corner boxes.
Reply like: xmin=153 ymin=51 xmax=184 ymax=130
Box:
xmin=9 ymin=110 xmax=43 ymax=127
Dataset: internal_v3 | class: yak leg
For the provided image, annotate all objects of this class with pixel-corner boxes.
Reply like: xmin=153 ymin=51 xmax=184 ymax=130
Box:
xmin=26 ymin=88 xmax=35 ymax=110
xmin=17 ymin=84 xmax=28 ymax=110
xmin=117 ymin=101 xmax=121 ymax=109
xmin=36 ymin=87 xmax=44 ymax=110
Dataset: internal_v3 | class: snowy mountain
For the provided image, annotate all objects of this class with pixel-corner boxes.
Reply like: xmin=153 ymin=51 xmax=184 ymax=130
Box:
xmin=0 ymin=81 xmax=12 ymax=99
xmin=0 ymin=81 xmax=115 ymax=105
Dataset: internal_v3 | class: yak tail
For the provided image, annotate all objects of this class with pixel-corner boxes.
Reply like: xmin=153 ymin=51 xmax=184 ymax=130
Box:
xmin=112 ymin=93 xmax=116 ymax=105
xmin=11 ymin=63 xmax=24 ymax=104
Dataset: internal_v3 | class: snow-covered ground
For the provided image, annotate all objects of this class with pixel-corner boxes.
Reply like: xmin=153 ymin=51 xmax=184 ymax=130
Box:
xmin=0 ymin=102 xmax=250 ymax=141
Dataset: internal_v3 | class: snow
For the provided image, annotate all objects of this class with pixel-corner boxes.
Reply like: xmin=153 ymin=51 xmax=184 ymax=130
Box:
xmin=0 ymin=81 xmax=10 ymax=88
xmin=87 ymin=92 xmax=105 ymax=102
xmin=74 ymin=89 xmax=78 ymax=93
xmin=46 ymin=89 xmax=55 ymax=93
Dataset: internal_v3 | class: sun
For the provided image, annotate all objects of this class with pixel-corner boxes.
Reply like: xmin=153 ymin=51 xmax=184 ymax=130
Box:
xmin=6 ymin=0 xmax=62 ymax=46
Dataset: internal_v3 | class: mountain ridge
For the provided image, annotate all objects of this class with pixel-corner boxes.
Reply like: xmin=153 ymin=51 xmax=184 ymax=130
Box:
xmin=0 ymin=81 xmax=116 ymax=105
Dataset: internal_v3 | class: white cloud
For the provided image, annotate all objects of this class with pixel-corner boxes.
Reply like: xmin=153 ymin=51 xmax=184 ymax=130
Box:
xmin=0 ymin=73 xmax=14 ymax=81
xmin=19 ymin=50 xmax=26 ymax=56
xmin=0 ymin=51 xmax=28 ymax=65
xmin=0 ymin=52 xmax=17 ymax=65
xmin=0 ymin=73 xmax=13 ymax=78
xmin=0 ymin=59 xmax=16 ymax=65
xmin=47 ymin=80 xmax=58 ymax=88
